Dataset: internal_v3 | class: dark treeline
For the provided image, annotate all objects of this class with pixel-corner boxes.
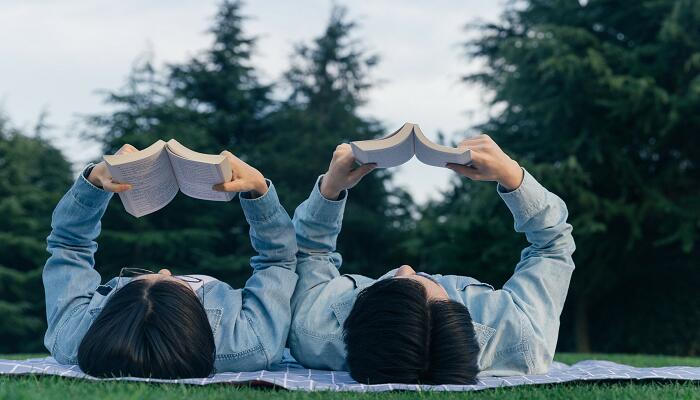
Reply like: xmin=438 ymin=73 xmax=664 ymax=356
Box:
xmin=1 ymin=0 xmax=698 ymax=356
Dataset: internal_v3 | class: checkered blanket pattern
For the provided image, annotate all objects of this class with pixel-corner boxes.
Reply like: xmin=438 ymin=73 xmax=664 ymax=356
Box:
xmin=1 ymin=357 xmax=698 ymax=391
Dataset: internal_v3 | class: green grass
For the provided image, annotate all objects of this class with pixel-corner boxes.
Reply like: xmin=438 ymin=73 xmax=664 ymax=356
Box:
xmin=0 ymin=353 xmax=698 ymax=399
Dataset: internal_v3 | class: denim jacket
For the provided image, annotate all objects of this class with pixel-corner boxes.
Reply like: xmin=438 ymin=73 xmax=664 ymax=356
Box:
xmin=288 ymin=170 xmax=575 ymax=376
xmin=43 ymin=165 xmax=298 ymax=373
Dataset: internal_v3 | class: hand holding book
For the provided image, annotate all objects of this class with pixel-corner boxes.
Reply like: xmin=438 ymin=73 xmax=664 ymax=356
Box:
xmin=320 ymin=144 xmax=376 ymax=200
xmin=102 ymin=139 xmax=265 ymax=217
xmin=350 ymin=123 xmax=471 ymax=168
xmin=213 ymin=151 xmax=268 ymax=198
xmin=446 ymin=134 xmax=524 ymax=191
xmin=87 ymin=144 xmax=136 ymax=193
xmin=343 ymin=125 xmax=523 ymax=195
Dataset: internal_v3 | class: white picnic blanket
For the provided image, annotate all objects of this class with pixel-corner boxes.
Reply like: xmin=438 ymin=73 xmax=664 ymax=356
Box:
xmin=1 ymin=355 xmax=699 ymax=392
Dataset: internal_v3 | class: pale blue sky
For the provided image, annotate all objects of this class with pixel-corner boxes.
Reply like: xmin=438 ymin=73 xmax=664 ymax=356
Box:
xmin=0 ymin=0 xmax=503 ymax=203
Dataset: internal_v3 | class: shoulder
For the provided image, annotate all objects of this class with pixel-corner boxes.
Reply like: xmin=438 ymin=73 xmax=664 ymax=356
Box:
xmin=438 ymin=275 xmax=537 ymax=373
xmin=288 ymin=274 xmax=369 ymax=370
xmin=47 ymin=292 xmax=111 ymax=365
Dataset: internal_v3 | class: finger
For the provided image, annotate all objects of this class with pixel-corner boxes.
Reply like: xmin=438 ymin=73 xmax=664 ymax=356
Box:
xmin=336 ymin=143 xmax=352 ymax=152
xmin=465 ymin=148 xmax=483 ymax=164
xmin=116 ymin=144 xmax=138 ymax=155
xmin=446 ymin=163 xmax=481 ymax=180
xmin=213 ymin=179 xmax=250 ymax=192
xmin=460 ymin=134 xmax=489 ymax=143
xmin=459 ymin=137 xmax=479 ymax=145
xmin=478 ymin=133 xmax=492 ymax=142
xmin=102 ymin=178 xmax=132 ymax=193
xmin=459 ymin=144 xmax=487 ymax=155
xmin=333 ymin=143 xmax=353 ymax=158
xmin=333 ymin=147 xmax=351 ymax=163
xmin=349 ymin=163 xmax=377 ymax=179
xmin=336 ymin=151 xmax=358 ymax=169
xmin=220 ymin=151 xmax=245 ymax=168
xmin=458 ymin=137 xmax=488 ymax=148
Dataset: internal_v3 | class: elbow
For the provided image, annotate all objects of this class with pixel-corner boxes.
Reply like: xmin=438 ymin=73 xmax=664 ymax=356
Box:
xmin=555 ymin=222 xmax=576 ymax=256
xmin=526 ymin=222 xmax=576 ymax=261
xmin=526 ymin=317 xmax=561 ymax=375
xmin=554 ymin=198 xmax=576 ymax=255
xmin=250 ymin=241 xmax=298 ymax=271
xmin=46 ymin=230 xmax=98 ymax=253
xmin=528 ymin=339 xmax=556 ymax=375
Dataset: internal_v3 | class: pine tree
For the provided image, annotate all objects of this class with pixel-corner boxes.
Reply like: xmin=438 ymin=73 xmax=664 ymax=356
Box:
xmin=87 ymin=0 xmax=273 ymax=286
xmin=263 ymin=6 xmax=415 ymax=276
xmin=420 ymin=0 xmax=700 ymax=354
xmin=0 ymin=113 xmax=72 ymax=352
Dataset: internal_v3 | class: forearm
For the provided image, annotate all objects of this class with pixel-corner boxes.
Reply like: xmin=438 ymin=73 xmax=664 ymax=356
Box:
xmin=47 ymin=164 xmax=113 ymax=249
xmin=499 ymin=169 xmax=575 ymax=356
xmin=499 ymin=169 xmax=575 ymax=256
xmin=292 ymin=175 xmax=348 ymax=255
xmin=240 ymin=180 xmax=297 ymax=271
xmin=236 ymin=180 xmax=298 ymax=367
xmin=43 ymin=165 xmax=108 ymax=341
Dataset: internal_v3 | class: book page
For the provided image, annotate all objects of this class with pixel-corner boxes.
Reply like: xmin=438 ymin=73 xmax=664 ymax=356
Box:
xmin=413 ymin=125 xmax=472 ymax=167
xmin=166 ymin=139 xmax=228 ymax=164
xmin=166 ymin=146 xmax=236 ymax=202
xmin=350 ymin=123 xmax=416 ymax=168
xmin=104 ymin=141 xmax=180 ymax=218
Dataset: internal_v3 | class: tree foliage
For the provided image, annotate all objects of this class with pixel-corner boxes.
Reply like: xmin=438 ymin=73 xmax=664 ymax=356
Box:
xmin=85 ymin=1 xmax=273 ymax=286
xmin=0 ymin=114 xmax=73 ymax=352
xmin=414 ymin=0 xmax=700 ymax=354
xmin=263 ymin=6 xmax=415 ymax=275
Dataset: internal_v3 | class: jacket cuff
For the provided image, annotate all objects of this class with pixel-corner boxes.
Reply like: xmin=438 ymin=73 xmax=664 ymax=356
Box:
xmin=497 ymin=168 xmax=548 ymax=224
xmin=70 ymin=164 xmax=113 ymax=209
xmin=305 ymin=175 xmax=347 ymax=222
xmin=240 ymin=179 xmax=282 ymax=222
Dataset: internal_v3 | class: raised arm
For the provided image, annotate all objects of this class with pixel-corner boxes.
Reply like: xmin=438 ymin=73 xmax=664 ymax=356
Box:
xmin=498 ymin=169 xmax=574 ymax=367
xmin=292 ymin=144 xmax=376 ymax=299
xmin=43 ymin=146 xmax=135 ymax=361
xmin=448 ymin=135 xmax=575 ymax=372
xmin=212 ymin=152 xmax=298 ymax=370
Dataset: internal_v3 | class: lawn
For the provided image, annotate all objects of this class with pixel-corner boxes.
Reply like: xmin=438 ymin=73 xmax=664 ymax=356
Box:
xmin=0 ymin=353 xmax=698 ymax=399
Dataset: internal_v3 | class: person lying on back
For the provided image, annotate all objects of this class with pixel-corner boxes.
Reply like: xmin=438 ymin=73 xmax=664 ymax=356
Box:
xmin=43 ymin=144 xmax=298 ymax=378
xmin=288 ymin=135 xmax=575 ymax=384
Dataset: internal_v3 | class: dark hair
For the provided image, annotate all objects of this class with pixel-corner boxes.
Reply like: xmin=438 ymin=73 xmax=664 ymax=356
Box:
xmin=343 ymin=278 xmax=480 ymax=384
xmin=78 ymin=279 xmax=215 ymax=378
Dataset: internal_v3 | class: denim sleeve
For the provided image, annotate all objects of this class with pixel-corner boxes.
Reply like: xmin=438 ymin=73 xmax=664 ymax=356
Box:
xmin=291 ymin=175 xmax=348 ymax=298
xmin=498 ymin=169 xmax=576 ymax=372
xmin=233 ymin=180 xmax=298 ymax=367
xmin=43 ymin=165 xmax=110 ymax=361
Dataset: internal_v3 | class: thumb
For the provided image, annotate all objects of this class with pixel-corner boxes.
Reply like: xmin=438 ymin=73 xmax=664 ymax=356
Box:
xmin=100 ymin=177 xmax=132 ymax=193
xmin=213 ymin=179 xmax=250 ymax=192
xmin=116 ymin=144 xmax=138 ymax=155
xmin=350 ymin=163 xmax=377 ymax=180
xmin=446 ymin=163 xmax=481 ymax=180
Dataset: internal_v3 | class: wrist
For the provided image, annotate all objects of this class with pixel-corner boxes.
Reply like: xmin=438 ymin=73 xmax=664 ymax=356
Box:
xmin=249 ymin=179 xmax=269 ymax=198
xmin=87 ymin=169 xmax=103 ymax=188
xmin=320 ymin=174 xmax=342 ymax=200
xmin=497 ymin=160 xmax=524 ymax=191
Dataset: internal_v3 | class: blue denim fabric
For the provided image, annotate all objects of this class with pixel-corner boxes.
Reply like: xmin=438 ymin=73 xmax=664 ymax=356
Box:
xmin=288 ymin=170 xmax=575 ymax=376
xmin=43 ymin=165 xmax=298 ymax=373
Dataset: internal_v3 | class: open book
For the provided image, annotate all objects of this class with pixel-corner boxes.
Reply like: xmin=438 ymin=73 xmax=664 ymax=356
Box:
xmin=350 ymin=123 xmax=472 ymax=168
xmin=103 ymin=139 xmax=235 ymax=218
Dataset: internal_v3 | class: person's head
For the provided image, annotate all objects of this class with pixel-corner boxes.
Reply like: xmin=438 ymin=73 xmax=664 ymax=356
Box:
xmin=343 ymin=265 xmax=480 ymax=384
xmin=78 ymin=269 xmax=215 ymax=378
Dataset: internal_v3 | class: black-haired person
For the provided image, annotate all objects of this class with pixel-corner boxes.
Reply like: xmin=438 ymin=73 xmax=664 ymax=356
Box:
xmin=288 ymin=136 xmax=575 ymax=384
xmin=43 ymin=144 xmax=298 ymax=378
